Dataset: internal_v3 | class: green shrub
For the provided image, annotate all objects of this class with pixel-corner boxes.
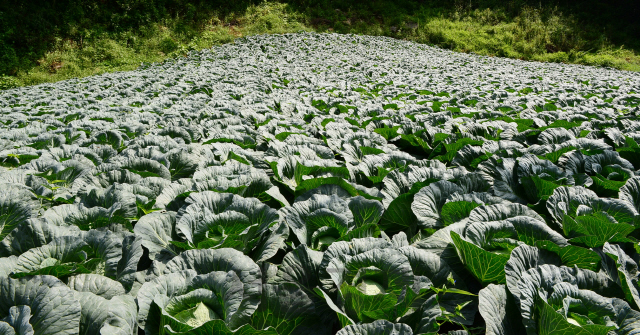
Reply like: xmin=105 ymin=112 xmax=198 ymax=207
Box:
xmin=159 ymin=37 xmax=180 ymax=54
xmin=0 ymin=75 xmax=19 ymax=90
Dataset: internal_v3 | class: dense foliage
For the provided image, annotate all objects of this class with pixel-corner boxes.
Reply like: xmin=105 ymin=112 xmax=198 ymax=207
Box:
xmin=1 ymin=0 xmax=639 ymax=78
xmin=1 ymin=32 xmax=640 ymax=334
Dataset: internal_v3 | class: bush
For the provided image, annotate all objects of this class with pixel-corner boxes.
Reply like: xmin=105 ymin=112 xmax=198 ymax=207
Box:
xmin=159 ymin=37 xmax=180 ymax=54
xmin=0 ymin=75 xmax=19 ymax=90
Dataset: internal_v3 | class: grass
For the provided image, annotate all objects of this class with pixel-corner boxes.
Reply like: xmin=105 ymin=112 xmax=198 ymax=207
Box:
xmin=412 ymin=7 xmax=640 ymax=71
xmin=1 ymin=0 xmax=639 ymax=90
xmin=0 ymin=2 xmax=310 ymax=89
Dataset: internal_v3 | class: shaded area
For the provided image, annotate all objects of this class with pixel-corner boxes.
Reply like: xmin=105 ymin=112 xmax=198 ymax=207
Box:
xmin=0 ymin=0 xmax=260 ymax=75
xmin=1 ymin=0 xmax=639 ymax=88
xmin=290 ymin=0 xmax=640 ymax=55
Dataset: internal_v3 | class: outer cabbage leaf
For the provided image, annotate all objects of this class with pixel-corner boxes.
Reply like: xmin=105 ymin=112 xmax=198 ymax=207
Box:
xmin=0 ymin=185 xmax=37 ymax=241
xmin=162 ymin=249 xmax=262 ymax=327
xmin=0 ymin=275 xmax=81 ymax=335
xmin=250 ymin=283 xmax=329 ymax=335
xmin=335 ymin=320 xmax=413 ymax=335
xmin=602 ymin=243 xmax=640 ymax=310
xmin=547 ymin=186 xmax=636 ymax=228
xmin=134 ymin=211 xmax=182 ymax=262
xmin=281 ymin=195 xmax=381 ymax=250
xmin=9 ymin=230 xmax=122 ymax=280
xmin=516 ymin=264 xmax=632 ymax=335
xmin=139 ymin=269 xmax=249 ymax=334
xmin=318 ymin=237 xmax=393 ymax=293
xmin=478 ymin=284 xmax=526 ymax=335
xmin=412 ymin=181 xmax=463 ymax=229
xmin=0 ymin=218 xmax=81 ymax=257
xmin=72 ymin=290 xmax=137 ymax=335
xmin=175 ymin=191 xmax=280 ymax=259
xmin=450 ymin=231 xmax=509 ymax=285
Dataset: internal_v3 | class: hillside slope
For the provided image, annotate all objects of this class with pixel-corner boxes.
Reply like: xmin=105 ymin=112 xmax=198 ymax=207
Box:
xmin=2 ymin=32 xmax=640 ymax=334
xmin=1 ymin=0 xmax=639 ymax=89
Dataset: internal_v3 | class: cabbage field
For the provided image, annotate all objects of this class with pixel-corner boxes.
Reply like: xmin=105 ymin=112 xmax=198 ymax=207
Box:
xmin=2 ymin=32 xmax=640 ymax=335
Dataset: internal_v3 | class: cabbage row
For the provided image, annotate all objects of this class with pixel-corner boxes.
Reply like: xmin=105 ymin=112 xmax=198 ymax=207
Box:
xmin=1 ymin=32 xmax=640 ymax=335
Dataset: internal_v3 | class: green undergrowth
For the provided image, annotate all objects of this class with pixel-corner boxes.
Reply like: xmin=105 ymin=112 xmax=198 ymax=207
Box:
xmin=1 ymin=0 xmax=639 ymax=90
xmin=0 ymin=2 xmax=310 ymax=89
